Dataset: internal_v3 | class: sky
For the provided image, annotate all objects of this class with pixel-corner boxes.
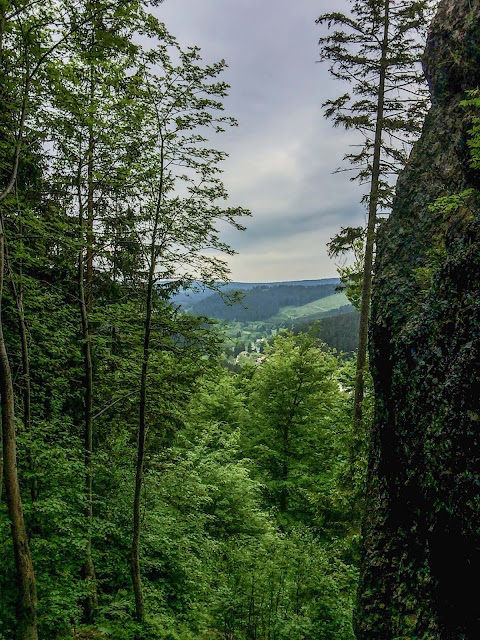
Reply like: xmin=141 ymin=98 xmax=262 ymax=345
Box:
xmin=157 ymin=0 xmax=365 ymax=282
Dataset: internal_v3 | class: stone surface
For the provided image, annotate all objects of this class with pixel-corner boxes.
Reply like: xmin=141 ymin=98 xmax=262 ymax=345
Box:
xmin=356 ymin=1 xmax=480 ymax=638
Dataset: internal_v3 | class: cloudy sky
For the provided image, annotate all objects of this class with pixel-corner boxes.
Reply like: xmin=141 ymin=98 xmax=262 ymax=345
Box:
xmin=158 ymin=0 xmax=365 ymax=282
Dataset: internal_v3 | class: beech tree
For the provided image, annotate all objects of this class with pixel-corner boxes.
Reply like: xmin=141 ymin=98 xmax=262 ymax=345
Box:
xmin=48 ymin=4 xmax=147 ymax=618
xmin=127 ymin=35 xmax=249 ymax=622
xmin=317 ymin=0 xmax=436 ymax=429
xmin=244 ymin=334 xmax=344 ymax=526
xmin=0 ymin=2 xmax=55 ymax=636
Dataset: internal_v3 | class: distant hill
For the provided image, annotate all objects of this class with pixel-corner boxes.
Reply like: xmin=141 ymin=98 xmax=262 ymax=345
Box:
xmin=173 ymin=278 xmax=358 ymax=355
xmin=292 ymin=310 xmax=360 ymax=353
xmin=272 ymin=291 xmax=349 ymax=322
xmin=190 ymin=283 xmax=343 ymax=322
xmin=174 ymin=278 xmax=340 ymax=307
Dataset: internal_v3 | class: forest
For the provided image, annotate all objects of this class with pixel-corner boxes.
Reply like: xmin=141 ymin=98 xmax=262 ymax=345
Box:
xmin=1 ymin=0 xmax=480 ymax=639
xmin=189 ymin=284 xmax=340 ymax=322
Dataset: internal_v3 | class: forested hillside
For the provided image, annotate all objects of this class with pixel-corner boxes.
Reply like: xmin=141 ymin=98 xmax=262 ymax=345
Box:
xmin=292 ymin=312 xmax=361 ymax=354
xmin=191 ymin=283 xmax=357 ymax=359
xmin=174 ymin=278 xmax=340 ymax=308
xmin=190 ymin=283 xmax=340 ymax=321
xmin=1 ymin=321 xmax=362 ymax=639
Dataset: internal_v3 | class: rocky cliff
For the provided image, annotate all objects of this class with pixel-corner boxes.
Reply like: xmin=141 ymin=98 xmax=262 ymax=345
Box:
xmin=356 ymin=1 xmax=480 ymax=638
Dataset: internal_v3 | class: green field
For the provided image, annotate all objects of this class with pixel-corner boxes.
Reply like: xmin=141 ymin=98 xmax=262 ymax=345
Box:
xmin=273 ymin=291 xmax=349 ymax=321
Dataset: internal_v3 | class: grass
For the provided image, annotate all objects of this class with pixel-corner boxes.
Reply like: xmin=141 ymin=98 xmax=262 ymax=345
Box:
xmin=273 ymin=292 xmax=350 ymax=321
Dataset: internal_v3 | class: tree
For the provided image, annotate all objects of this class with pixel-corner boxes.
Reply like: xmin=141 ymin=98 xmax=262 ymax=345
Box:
xmin=0 ymin=0 xmax=158 ymax=633
xmin=0 ymin=220 xmax=38 ymax=640
xmin=171 ymin=359 xmax=358 ymax=640
xmin=0 ymin=3 xmax=51 ymax=635
xmin=243 ymin=333 xmax=350 ymax=531
xmin=317 ymin=0 xmax=436 ymax=429
xmin=47 ymin=1 xmax=148 ymax=618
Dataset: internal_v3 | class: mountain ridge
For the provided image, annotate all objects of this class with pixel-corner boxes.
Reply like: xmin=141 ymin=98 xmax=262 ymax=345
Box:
xmin=174 ymin=278 xmax=341 ymax=307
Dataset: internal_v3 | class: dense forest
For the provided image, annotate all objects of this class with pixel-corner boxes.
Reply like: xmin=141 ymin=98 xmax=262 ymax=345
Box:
xmin=0 ymin=2 xmax=362 ymax=639
xmin=189 ymin=284 xmax=340 ymax=322
xmin=2 ymin=0 xmax=480 ymax=639
xmin=292 ymin=312 xmax=361 ymax=354
xmin=173 ymin=279 xmax=340 ymax=309
xmin=1 ymin=326 xmax=364 ymax=638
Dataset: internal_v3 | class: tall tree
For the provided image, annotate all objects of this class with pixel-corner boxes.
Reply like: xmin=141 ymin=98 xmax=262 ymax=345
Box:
xmin=0 ymin=0 xmax=155 ymax=631
xmin=0 ymin=219 xmax=38 ymax=640
xmin=317 ymin=0 xmax=436 ymax=429
xmin=0 ymin=2 xmax=53 ymax=635
xmin=244 ymin=333 xmax=345 ymax=528
xmin=126 ymin=34 xmax=250 ymax=622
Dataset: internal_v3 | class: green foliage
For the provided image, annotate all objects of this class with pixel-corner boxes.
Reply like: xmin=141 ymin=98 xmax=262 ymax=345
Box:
xmin=191 ymin=283 xmax=339 ymax=322
xmin=318 ymin=1 xmax=435 ymax=313
xmin=428 ymin=189 xmax=475 ymax=214
xmin=0 ymin=323 xmax=362 ymax=639
xmin=243 ymin=335 xmax=349 ymax=525
xmin=317 ymin=0 xmax=435 ymax=209
xmin=462 ymin=89 xmax=480 ymax=168
xmin=424 ymin=92 xmax=480 ymax=292
xmin=292 ymin=312 xmax=361 ymax=354
xmin=0 ymin=2 xmax=364 ymax=638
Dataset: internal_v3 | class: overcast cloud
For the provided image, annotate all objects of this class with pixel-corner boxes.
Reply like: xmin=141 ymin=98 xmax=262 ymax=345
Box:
xmin=157 ymin=0 xmax=366 ymax=282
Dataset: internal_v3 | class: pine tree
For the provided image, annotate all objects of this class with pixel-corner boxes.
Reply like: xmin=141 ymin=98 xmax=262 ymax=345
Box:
xmin=317 ymin=0 xmax=436 ymax=429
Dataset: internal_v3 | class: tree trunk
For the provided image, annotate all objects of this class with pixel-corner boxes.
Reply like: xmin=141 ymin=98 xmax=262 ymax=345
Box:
xmin=131 ymin=140 xmax=165 ymax=623
xmin=353 ymin=0 xmax=390 ymax=431
xmin=79 ymin=258 xmax=97 ymax=622
xmin=3 ymin=222 xmax=36 ymax=503
xmin=77 ymin=158 xmax=97 ymax=622
xmin=0 ymin=217 xmax=38 ymax=640
xmin=131 ymin=231 xmax=156 ymax=624
xmin=17 ymin=283 xmax=36 ymax=503
xmin=15 ymin=229 xmax=36 ymax=502
xmin=86 ymin=115 xmax=94 ymax=312
xmin=78 ymin=39 xmax=99 ymax=624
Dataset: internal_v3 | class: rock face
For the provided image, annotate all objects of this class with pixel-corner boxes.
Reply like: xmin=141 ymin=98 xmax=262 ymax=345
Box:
xmin=356 ymin=1 xmax=480 ymax=638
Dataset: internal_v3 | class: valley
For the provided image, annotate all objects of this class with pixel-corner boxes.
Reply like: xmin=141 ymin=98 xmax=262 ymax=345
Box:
xmin=180 ymin=279 xmax=359 ymax=361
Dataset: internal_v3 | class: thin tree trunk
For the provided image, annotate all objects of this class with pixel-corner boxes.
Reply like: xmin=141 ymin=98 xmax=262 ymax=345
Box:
xmin=131 ymin=235 xmax=157 ymax=623
xmin=131 ymin=139 xmax=165 ymax=623
xmin=17 ymin=273 xmax=35 ymax=502
xmin=3 ymin=221 xmax=36 ymax=503
xmin=353 ymin=0 xmax=390 ymax=431
xmin=0 ymin=216 xmax=38 ymax=640
xmin=86 ymin=106 xmax=94 ymax=312
xmin=18 ymin=292 xmax=30 ymax=436
xmin=14 ymin=222 xmax=36 ymax=502
xmin=77 ymin=161 xmax=97 ymax=622
xmin=79 ymin=37 xmax=99 ymax=623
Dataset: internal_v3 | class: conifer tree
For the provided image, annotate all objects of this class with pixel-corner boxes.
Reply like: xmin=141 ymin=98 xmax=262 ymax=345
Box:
xmin=317 ymin=0 xmax=436 ymax=429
